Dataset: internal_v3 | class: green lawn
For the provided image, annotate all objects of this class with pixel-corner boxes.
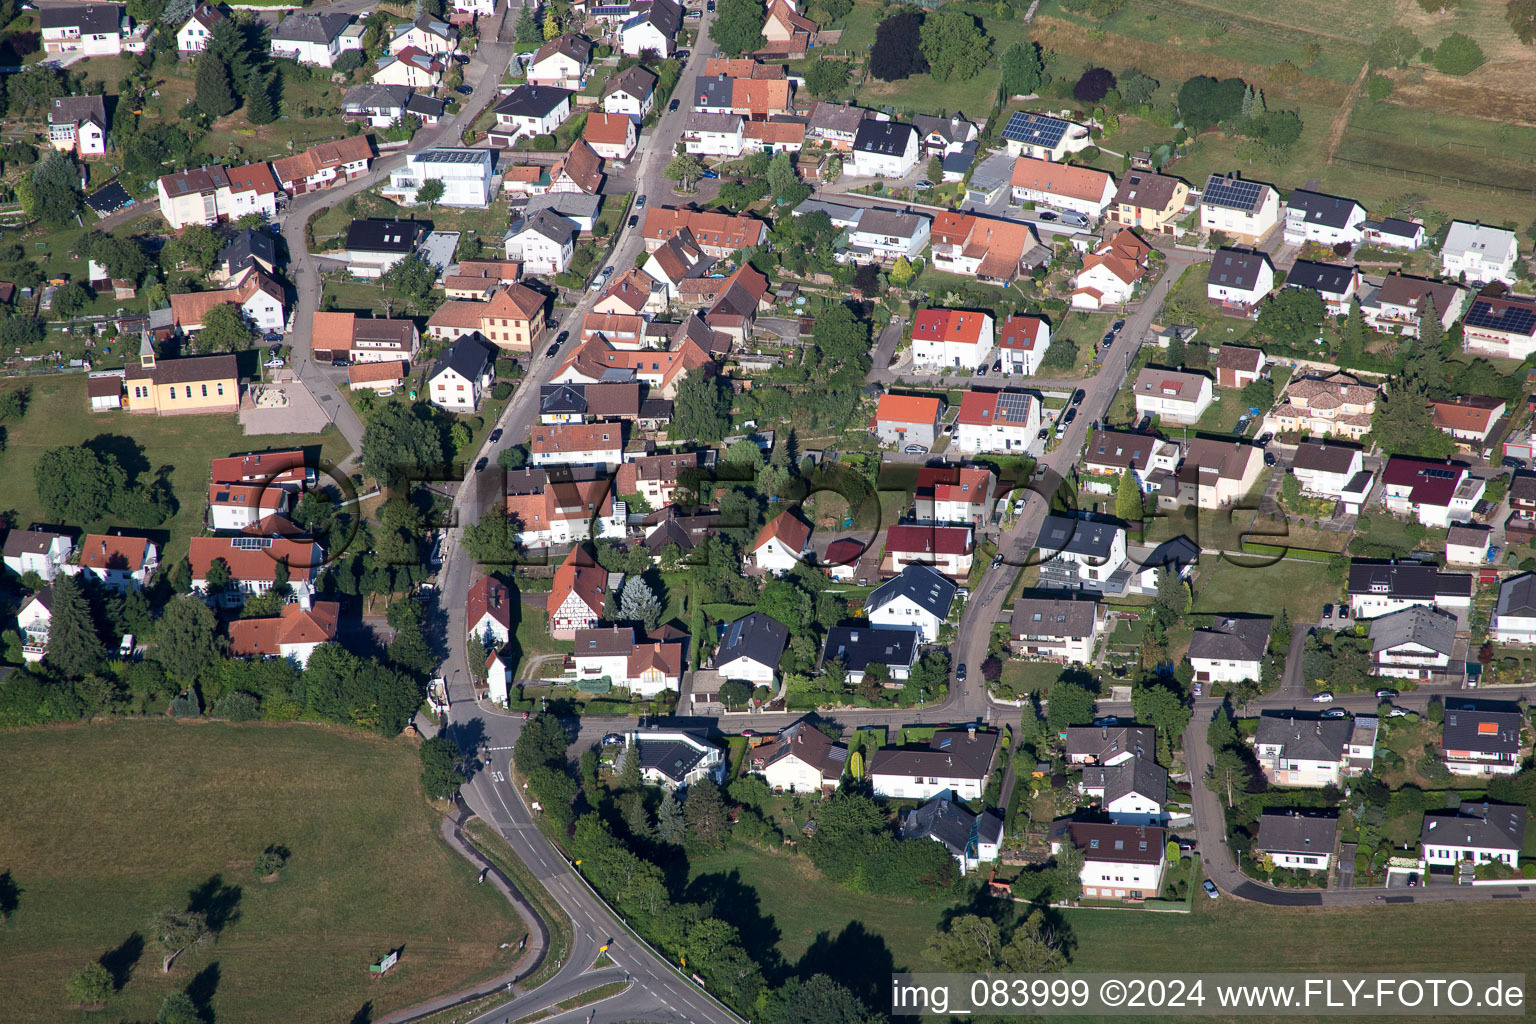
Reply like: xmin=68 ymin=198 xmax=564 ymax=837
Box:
xmin=0 ymin=374 xmax=350 ymax=564
xmin=1192 ymin=555 xmax=1341 ymax=622
xmin=0 ymin=722 xmax=524 ymax=1024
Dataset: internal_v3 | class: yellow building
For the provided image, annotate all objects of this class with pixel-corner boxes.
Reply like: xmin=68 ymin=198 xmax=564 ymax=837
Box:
xmin=1111 ymin=171 xmax=1190 ymax=236
xmin=124 ymin=336 xmax=240 ymax=415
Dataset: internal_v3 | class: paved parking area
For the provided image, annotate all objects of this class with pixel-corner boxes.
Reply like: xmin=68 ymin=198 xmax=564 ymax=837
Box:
xmin=239 ymin=375 xmax=331 ymax=435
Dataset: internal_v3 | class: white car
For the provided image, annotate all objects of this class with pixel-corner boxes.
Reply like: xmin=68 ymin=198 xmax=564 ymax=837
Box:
xmin=1312 ymin=692 xmax=1334 ymax=703
xmin=903 ymin=444 xmax=928 ymax=455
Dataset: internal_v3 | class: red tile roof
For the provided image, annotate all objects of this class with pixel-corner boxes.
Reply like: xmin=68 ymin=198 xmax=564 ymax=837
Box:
xmin=78 ymin=534 xmax=153 ymax=571
xmin=886 ymin=524 xmax=974 ymax=556
xmin=755 ymin=510 xmax=811 ymax=554
xmin=912 ymin=308 xmax=989 ymax=346
xmin=872 ymin=393 xmax=941 ymax=425
xmin=999 ymin=315 xmax=1048 ymax=351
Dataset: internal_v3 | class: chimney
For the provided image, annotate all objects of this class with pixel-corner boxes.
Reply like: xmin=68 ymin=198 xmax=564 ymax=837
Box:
xmin=967 ymin=724 xmax=976 ymax=741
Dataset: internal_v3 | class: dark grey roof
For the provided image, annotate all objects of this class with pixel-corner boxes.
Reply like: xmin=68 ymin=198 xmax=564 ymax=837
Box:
xmin=603 ymin=64 xmax=657 ymax=100
xmin=1287 ymin=259 xmax=1355 ymax=296
xmin=1511 ymin=473 xmax=1536 ymax=504
xmin=870 ymin=728 xmax=999 ymax=782
xmin=495 ymin=85 xmax=573 ymax=118
xmin=407 ymin=92 xmax=448 ymax=118
xmin=853 ymin=119 xmax=916 ymax=156
xmin=345 ymin=82 xmax=411 ymax=111
xmin=807 ymin=101 xmax=866 ymax=136
xmin=1368 ymin=605 xmax=1456 ymax=657
xmin=526 ymin=192 xmax=603 ymax=222
xmin=2 ymin=528 xmax=68 ymax=559
xmin=1498 ymin=572 xmax=1536 ymax=618
xmin=822 ymin=625 xmax=919 ymax=673
xmin=1063 ymin=724 xmax=1154 ymax=763
xmin=1067 ymin=822 xmax=1165 ymax=864
xmin=717 ymin=612 xmax=789 ymax=670
xmin=1347 ymin=562 xmax=1474 ymax=600
xmin=272 ymin=11 xmax=351 ymax=43
xmin=1422 ymin=802 xmax=1526 ymax=851
xmin=1187 ymin=615 xmax=1272 ymax=664
xmin=633 ymin=735 xmax=710 ymax=783
xmin=1084 ymin=429 xmax=1162 ymax=471
xmin=1141 ymin=535 xmax=1200 ymax=576
xmin=1372 ymin=217 xmax=1423 ymax=239
xmin=692 ymin=75 xmax=734 ymax=109
xmin=901 ymin=796 xmax=1002 ymax=856
xmin=1291 ymin=440 xmax=1360 ymax=475
xmin=394 ymin=14 xmax=453 ymax=40
xmin=1256 ymin=810 xmax=1338 ymax=856
xmin=1083 ymin=754 xmax=1166 ymax=807
xmin=430 ymin=335 xmax=495 ymax=384
xmin=1285 ymin=189 xmax=1361 ymax=229
xmin=1207 ymin=247 xmax=1271 ymax=291
xmin=40 ymin=4 xmax=120 ymax=34
xmin=913 ymin=114 xmax=971 ymax=145
xmin=750 ymin=717 xmax=848 ymax=778
xmin=867 ymin=564 xmax=956 ymax=620
xmin=1036 ymin=513 xmax=1121 ymax=559
xmin=1442 ymin=706 xmax=1522 ymax=755
xmin=941 ymin=142 xmax=978 ymax=175
xmin=629 ymin=0 xmax=682 ymax=35
xmin=510 ymin=208 xmax=579 ymax=245
xmin=345 ymin=218 xmax=428 ymax=254
xmin=49 ymin=94 xmax=106 ymax=126
xmin=218 ymin=229 xmax=276 ymax=275
xmin=1011 ymin=596 xmax=1099 ymax=639
xmin=540 ymin=382 xmax=586 ymax=415
xmin=685 ymin=110 xmax=743 ymax=133
xmin=853 ymin=207 xmax=924 ymax=238
xmin=1255 ymin=712 xmax=1350 ymax=762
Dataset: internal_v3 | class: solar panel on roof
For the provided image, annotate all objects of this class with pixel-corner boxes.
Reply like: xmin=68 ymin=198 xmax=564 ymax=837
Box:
xmin=1203 ymin=175 xmax=1265 ymax=211
xmin=1002 ymin=112 xmax=1068 ymax=148
xmin=996 ymin=391 xmax=1032 ymax=424
xmin=1423 ymin=468 xmax=1457 ymax=479
xmin=1466 ymin=298 xmax=1536 ymax=336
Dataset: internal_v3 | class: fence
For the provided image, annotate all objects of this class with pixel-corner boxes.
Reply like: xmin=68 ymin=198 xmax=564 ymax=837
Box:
xmin=1329 ymin=155 xmax=1536 ymax=198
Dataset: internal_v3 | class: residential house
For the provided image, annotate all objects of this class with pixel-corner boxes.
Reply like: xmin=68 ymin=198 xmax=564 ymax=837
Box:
xmin=123 ymin=340 xmax=239 ymax=416
xmin=1212 ymin=344 xmax=1267 ymax=389
xmin=47 ymin=95 xmax=107 ymax=158
xmin=682 ymin=111 xmax=745 ymax=157
xmin=1199 ymin=173 xmax=1280 ymax=244
xmin=2 ymin=529 xmax=73 ymax=582
xmin=930 ymin=211 xmax=1040 ymax=284
xmin=70 ymin=534 xmax=157 ymax=592
xmin=527 ymin=33 xmax=592 ymax=89
xmin=703 ymin=261 xmax=770 ymax=344
xmin=997 ymin=315 xmax=1050 ymax=375
xmin=1290 ymin=441 xmax=1370 ymax=512
xmin=602 ymin=65 xmax=657 ymax=120
xmin=548 ymin=138 xmax=604 ymax=195
xmin=269 ymin=11 xmax=359 ymax=67
xmin=372 ymin=46 xmax=445 ymax=89
xmin=504 ymin=209 xmax=578 ymax=274
xmin=642 ymin=229 xmax=713 ymax=299
xmin=188 ymin=535 xmax=322 ymax=609
xmin=348 ymin=360 xmax=407 ymax=392
xmin=1492 ymin=572 xmax=1536 ymax=645
xmin=1000 ymin=111 xmax=1092 ymax=161
xmin=207 ymin=482 xmax=289 ymax=532
xmin=1510 ymin=474 xmax=1536 ymax=545
xmin=1010 ymin=156 xmax=1115 ymax=221
xmin=269 ymin=137 xmax=374 ymax=197
xmin=597 ymin=268 xmax=668 ymax=317
xmin=1125 ymin=535 xmax=1201 ymax=597
xmin=1363 ymin=218 xmax=1426 ymax=250
xmin=584 ymin=112 xmax=638 ymax=161
xmin=1206 ymin=247 xmax=1275 ymax=314
xmin=1441 ymin=705 xmax=1523 ymax=776
xmin=382 ymin=148 xmax=496 ymax=207
xmin=452 ymin=0 xmax=497 ymax=17
xmin=870 ymin=394 xmax=942 ymax=450
xmin=1421 ymin=802 xmax=1527 ymax=870
xmin=309 ymin=311 xmax=420 ymax=364
xmin=913 ymin=113 xmax=977 ymax=157
xmin=490 ymin=86 xmax=573 ymax=146
xmin=467 ymin=575 xmax=515 ymax=645
xmin=1070 ymin=229 xmax=1151 ymax=310
xmin=335 ymin=216 xmax=429 ymax=278
xmin=821 ymin=624 xmax=920 ymax=684
xmin=623 ymin=728 xmax=725 ymax=790
xmin=867 ymin=564 xmax=956 ymax=643
xmin=911 ymin=308 xmax=994 ymax=370
xmin=157 ymin=166 xmax=230 ymax=230
xmin=1431 ymin=395 xmax=1506 ymax=447
xmin=901 ymin=797 xmax=1002 ymax=874
xmin=1065 ymin=724 xmax=1153 ymax=766
xmin=552 ymin=334 xmax=713 ymax=400
xmin=642 ymin=505 xmax=718 ymax=560
xmin=760 ymin=0 xmax=816 ymax=55
xmin=17 ymin=590 xmax=54 ymax=662
xmin=1286 ymin=259 xmax=1359 ymax=315
xmin=1264 ymin=372 xmax=1378 ymax=441
xmin=869 ymin=727 xmax=999 ymax=801
xmin=1282 ymin=189 xmax=1365 ymax=247
xmin=1132 ymin=368 xmax=1213 ymax=425
xmin=228 ymin=601 xmax=340 ymax=669
xmin=209 ymin=449 xmax=313 ymax=491
xmin=1369 ymin=605 xmax=1457 ymax=680
xmin=1010 ymin=596 xmax=1105 ymax=664
xmin=1379 ymin=455 xmax=1484 ymax=528
xmin=427 ymin=335 xmax=496 ymax=411
xmin=1445 ymin=524 xmax=1492 ymax=566
xmin=1081 ymin=428 xmax=1179 ymax=495
xmin=751 ymin=510 xmax=811 ymax=574
xmin=885 ymin=523 xmax=974 ymax=579
xmin=806 ymin=101 xmax=866 ymax=151
xmin=1173 ymin=437 xmax=1263 ymax=510
xmin=850 ymin=120 xmax=919 ymax=178
xmin=1347 ymin=559 xmax=1475 ymax=619
xmin=168 ymin=268 xmax=286 ymax=334
xmin=389 ymin=15 xmax=456 ymax=55
xmin=641 ymin=208 xmax=766 ymax=259
xmin=1462 ymin=293 xmax=1536 ymax=360
xmin=444 ymin=259 xmax=523 ymax=299
xmin=1111 ymin=170 xmax=1189 ymax=235
xmin=529 ymin=422 xmax=624 ymax=470
xmin=41 ymin=4 xmax=129 ymax=56
xmin=839 ymin=207 xmax=930 ymax=266
xmin=1187 ymin=615 xmax=1272 ymax=684
xmin=692 ymin=74 xmax=794 ymax=119
xmin=571 ymin=627 xmax=684 ymax=696
xmin=1254 ymin=712 xmax=1352 ymax=787
xmin=953 ymin=389 xmax=1040 ymax=455
xmin=714 ymin=612 xmax=789 ymax=682
xmin=213 ymin=229 xmax=277 ymax=284
xmin=218 ymin=162 xmax=282 ymax=223
xmin=1081 ymin=756 xmax=1167 ymax=827
xmin=1363 ymin=274 xmax=1466 ymax=337
xmin=426 ymin=283 xmax=546 ymax=352
xmin=914 ymin=463 xmax=995 ymax=528
xmin=548 ymin=546 xmax=608 ymax=638
xmin=1256 ymin=811 xmax=1338 ymax=871
xmin=615 ymin=450 xmax=706 ymax=508
xmin=1441 ymin=221 xmax=1519 ymax=285
xmin=505 ymin=469 xmax=625 ymax=548
xmin=1055 ymin=822 xmax=1166 ymax=900
xmin=620 ymin=0 xmax=682 ymax=55
xmin=1033 ymin=514 xmax=1127 ymax=592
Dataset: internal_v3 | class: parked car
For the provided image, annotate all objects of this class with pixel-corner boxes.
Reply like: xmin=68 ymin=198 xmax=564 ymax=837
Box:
xmin=1312 ymin=692 xmax=1334 ymax=703
xmin=555 ymin=331 xmax=569 ymax=346
xmin=636 ymin=194 xmax=647 ymax=209
xmin=628 ymin=214 xmax=638 ymax=228
xmin=975 ymin=365 xmax=987 ymax=376
xmin=1037 ymin=427 xmax=1050 ymax=440
xmin=903 ymin=444 xmax=928 ymax=454
xmin=915 ymin=179 xmax=934 ymax=190
xmin=454 ymin=85 xmax=473 ymax=95
xmin=546 ymin=343 xmax=560 ymax=357
xmin=1503 ymin=456 xmax=1526 ymax=471
xmin=1037 ymin=211 xmax=1059 ymax=222
xmin=1323 ymin=708 xmax=1348 ymax=719
xmin=1063 ymin=408 xmax=1076 ymax=425
xmin=955 ymin=663 xmax=967 ymax=682
xmin=1375 ymin=688 xmax=1398 ymax=698
xmin=1192 ymin=680 xmax=1203 ymax=697
xmin=700 ymin=169 xmax=719 ymax=178
xmin=1322 ymin=603 xmax=1333 ymax=619
xmin=991 ymin=555 xmax=1003 ymax=568
xmin=489 ymin=428 xmax=503 ymax=443
xmin=669 ymin=98 xmax=680 ymax=112
xmin=1263 ymin=451 xmax=1277 ymax=467
xmin=1388 ymin=706 xmax=1411 ymax=718
xmin=1256 ymin=432 xmax=1273 ymax=447
xmin=1111 ymin=319 xmax=1125 ymax=334
xmin=602 ymin=733 xmax=624 ymax=746
xmin=1202 ymin=880 xmax=1219 ymax=899
xmin=1071 ymin=389 xmax=1084 ymax=406
xmin=474 ymin=457 xmax=488 ymax=473
xmin=1094 ymin=716 xmax=1119 ymax=726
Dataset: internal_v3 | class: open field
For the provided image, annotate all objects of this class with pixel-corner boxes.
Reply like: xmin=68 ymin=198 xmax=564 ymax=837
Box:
xmin=847 ymin=0 xmax=1025 ymax=118
xmin=0 ymin=373 xmax=349 ymax=564
xmin=1192 ymin=553 xmax=1341 ymax=621
xmin=0 ymin=721 xmax=524 ymax=1024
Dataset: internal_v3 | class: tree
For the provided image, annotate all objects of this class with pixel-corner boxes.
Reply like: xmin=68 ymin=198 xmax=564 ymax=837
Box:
xmin=766 ymin=150 xmax=799 ymax=199
xmin=1368 ymin=26 xmax=1421 ymax=69
xmin=1045 ymin=677 xmax=1096 ymax=733
xmin=1152 ymin=565 xmax=1190 ymax=629
xmin=66 ymin=962 xmax=113 ymax=1007
xmin=1001 ymin=41 xmax=1047 ymax=97
xmin=1340 ymin=298 xmax=1368 ymax=362
xmin=195 ymin=53 xmax=239 ymax=118
xmin=889 ymin=255 xmax=915 ymax=287
xmin=245 ymin=73 xmax=278 ymax=125
xmin=1176 ymin=75 xmax=1246 ymax=130
xmin=1207 ymin=701 xmax=1239 ymax=752
xmin=163 ymin=224 xmax=223 ymax=272
xmin=619 ymin=577 xmax=663 ymax=632
xmin=361 ymin=402 xmax=447 ymax=486
xmin=44 ymin=574 xmax=103 ymax=680
xmin=710 ymin=0 xmax=766 ymax=57
xmin=516 ymin=2 xmax=541 ymax=45
xmin=1432 ymin=32 xmax=1485 ymax=74
xmin=415 ymin=178 xmax=446 ymax=208
xmin=158 ymin=992 xmax=201 ymax=1024
xmin=24 ymin=153 xmax=82 ymax=227
xmin=149 ymin=907 xmax=210 ymax=973
xmin=1132 ymin=681 xmax=1192 ymax=749
xmin=804 ymin=58 xmax=850 ymax=98
xmin=870 ymin=9 xmax=927 ymax=81
xmin=1208 ymin=748 xmax=1253 ymax=807
xmin=671 ymin=372 xmax=731 ymax=442
xmin=1509 ymin=0 xmax=1536 ymax=43
xmin=51 ymin=282 xmax=87 ymax=319
xmin=204 ymin=558 xmax=231 ymax=593
xmin=390 ymin=621 xmax=435 ymax=676
xmin=656 ymin=791 xmax=685 ymax=844
xmin=1416 ymin=292 xmax=1443 ymax=356
xmin=156 ymin=595 xmax=220 ymax=683
xmin=1372 ymin=375 xmax=1454 ymax=458
xmin=683 ymin=779 xmax=730 ymax=849
xmin=1115 ymin=467 xmax=1143 ymax=521
xmin=83 ymin=232 xmax=150 ymax=283
xmin=380 ymin=253 xmax=436 ymax=314
xmin=497 ymin=445 xmax=529 ymax=471
xmin=419 ymin=735 xmax=463 ymax=799
xmin=717 ymin=678 xmax=752 ymax=709
xmin=1118 ymin=67 xmax=1158 ymax=106
xmin=1241 ymin=375 xmax=1276 ymax=412
xmin=1074 ymin=67 xmax=1116 ymax=103
xmin=253 ymin=845 xmax=288 ymax=877
xmin=919 ymin=8 xmax=990 ymax=82
xmin=664 ymin=152 xmax=704 ymax=190
xmin=198 ymin=302 xmax=253 ymax=353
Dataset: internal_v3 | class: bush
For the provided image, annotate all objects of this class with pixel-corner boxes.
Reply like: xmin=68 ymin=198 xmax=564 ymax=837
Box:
xmin=334 ymin=49 xmax=365 ymax=73
xmin=1432 ymin=32 xmax=1484 ymax=75
xmin=1365 ymin=74 xmax=1393 ymax=102
xmin=214 ymin=689 xmax=261 ymax=721
xmin=169 ymin=690 xmax=202 ymax=719
xmin=253 ymin=845 xmax=288 ymax=878
xmin=492 ymin=380 xmax=513 ymax=400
